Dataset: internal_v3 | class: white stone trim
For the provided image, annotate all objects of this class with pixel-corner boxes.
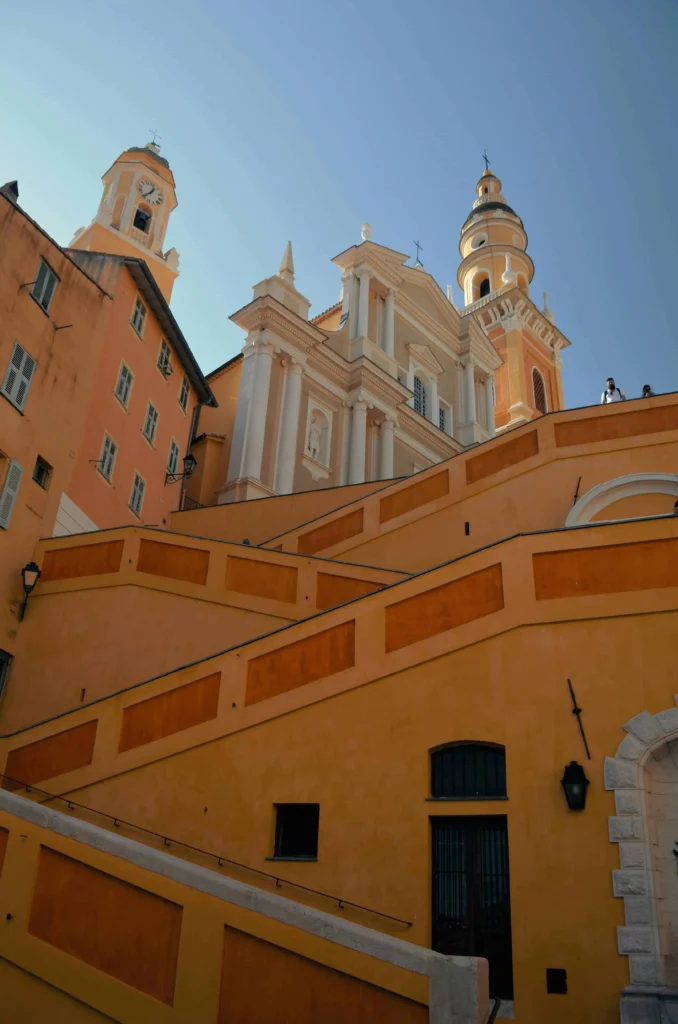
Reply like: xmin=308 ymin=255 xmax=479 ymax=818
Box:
xmin=0 ymin=790 xmax=488 ymax=1024
xmin=565 ymin=473 xmax=678 ymax=527
xmin=605 ymin=698 xmax=678 ymax=993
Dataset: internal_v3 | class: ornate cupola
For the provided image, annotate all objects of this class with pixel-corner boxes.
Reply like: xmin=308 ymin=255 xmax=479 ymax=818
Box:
xmin=457 ymin=167 xmax=534 ymax=308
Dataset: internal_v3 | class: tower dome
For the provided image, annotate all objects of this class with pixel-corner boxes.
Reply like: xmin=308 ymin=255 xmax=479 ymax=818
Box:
xmin=457 ymin=168 xmax=533 ymax=307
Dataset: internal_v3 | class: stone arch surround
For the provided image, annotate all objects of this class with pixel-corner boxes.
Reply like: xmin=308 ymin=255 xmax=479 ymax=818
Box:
xmin=565 ymin=472 xmax=678 ymax=528
xmin=605 ymin=700 xmax=678 ymax=1021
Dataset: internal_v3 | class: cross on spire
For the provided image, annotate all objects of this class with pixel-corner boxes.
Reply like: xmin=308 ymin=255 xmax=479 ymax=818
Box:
xmin=413 ymin=240 xmax=424 ymax=266
xmin=482 ymin=150 xmax=490 ymax=171
xmin=149 ymin=128 xmax=162 ymax=146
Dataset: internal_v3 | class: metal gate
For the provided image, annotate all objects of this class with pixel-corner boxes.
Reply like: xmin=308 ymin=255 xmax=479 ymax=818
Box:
xmin=431 ymin=815 xmax=513 ymax=999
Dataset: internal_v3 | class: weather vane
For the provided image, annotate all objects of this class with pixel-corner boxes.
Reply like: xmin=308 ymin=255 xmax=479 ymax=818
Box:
xmin=482 ymin=150 xmax=490 ymax=171
xmin=149 ymin=129 xmax=161 ymax=146
xmin=413 ymin=240 xmax=424 ymax=266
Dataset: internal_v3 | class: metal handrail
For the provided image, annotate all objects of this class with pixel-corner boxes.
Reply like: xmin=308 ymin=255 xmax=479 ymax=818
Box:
xmin=1 ymin=774 xmax=412 ymax=927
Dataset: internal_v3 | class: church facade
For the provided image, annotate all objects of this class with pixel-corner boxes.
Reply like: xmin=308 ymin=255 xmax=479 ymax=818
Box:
xmin=187 ymin=168 xmax=570 ymax=507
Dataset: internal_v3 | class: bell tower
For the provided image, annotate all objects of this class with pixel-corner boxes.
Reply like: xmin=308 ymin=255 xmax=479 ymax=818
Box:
xmin=70 ymin=142 xmax=180 ymax=301
xmin=456 ymin=163 xmax=568 ymax=430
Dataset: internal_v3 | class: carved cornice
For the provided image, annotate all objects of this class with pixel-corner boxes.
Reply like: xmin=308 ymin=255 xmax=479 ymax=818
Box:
xmin=472 ymin=288 xmax=571 ymax=352
xmin=397 ymin=404 xmax=462 ymax=455
xmin=229 ymin=295 xmax=327 ymax=350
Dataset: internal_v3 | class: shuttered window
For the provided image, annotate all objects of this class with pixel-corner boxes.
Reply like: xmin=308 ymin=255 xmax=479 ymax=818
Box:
xmin=1 ymin=342 xmax=37 ymax=412
xmin=131 ymin=297 xmax=146 ymax=336
xmin=0 ymin=461 xmax=23 ymax=529
xmin=178 ymin=375 xmax=189 ymax=412
xmin=157 ymin=340 xmax=172 ymax=376
xmin=167 ymin=439 xmax=180 ymax=475
xmin=31 ymin=260 xmax=58 ymax=312
xmin=130 ymin=473 xmax=145 ymax=517
xmin=143 ymin=403 xmax=158 ymax=444
xmin=115 ymin=364 xmax=133 ymax=407
xmin=431 ymin=743 xmax=507 ymax=799
xmin=532 ymin=368 xmax=547 ymax=414
xmin=99 ymin=435 xmax=117 ymax=481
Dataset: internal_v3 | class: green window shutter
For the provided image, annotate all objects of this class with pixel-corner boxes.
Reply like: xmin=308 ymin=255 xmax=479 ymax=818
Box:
xmin=0 ymin=461 xmax=23 ymax=529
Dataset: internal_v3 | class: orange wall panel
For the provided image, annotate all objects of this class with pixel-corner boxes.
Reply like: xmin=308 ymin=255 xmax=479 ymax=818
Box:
xmin=137 ymin=538 xmax=210 ymax=585
xmin=225 ymin=556 xmax=298 ymax=604
xmin=315 ymin=574 xmax=382 ymax=610
xmin=218 ymin=927 xmax=427 ymax=1024
xmin=379 ymin=470 xmax=449 ymax=524
xmin=41 ymin=541 xmax=124 ymax=582
xmin=28 ymin=847 xmax=182 ymax=1005
xmin=246 ymin=621 xmax=355 ymax=705
xmin=119 ymin=673 xmax=221 ymax=753
xmin=2 ymin=720 xmax=98 ymax=790
xmin=465 ymin=430 xmax=539 ymax=485
xmin=555 ymin=404 xmax=678 ymax=447
xmin=297 ymin=509 xmax=364 ymax=555
xmin=385 ymin=564 xmax=505 ymax=652
xmin=533 ymin=538 xmax=678 ymax=600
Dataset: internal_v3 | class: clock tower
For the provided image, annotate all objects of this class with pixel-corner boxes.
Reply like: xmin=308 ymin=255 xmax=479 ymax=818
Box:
xmin=70 ymin=141 xmax=180 ymax=301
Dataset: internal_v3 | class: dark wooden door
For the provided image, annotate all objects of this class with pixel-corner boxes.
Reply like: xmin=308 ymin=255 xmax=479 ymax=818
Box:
xmin=431 ymin=816 xmax=513 ymax=999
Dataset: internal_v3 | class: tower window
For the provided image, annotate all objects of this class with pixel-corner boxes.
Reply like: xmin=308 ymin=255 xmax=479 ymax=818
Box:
xmin=479 ymin=278 xmax=491 ymax=299
xmin=133 ymin=208 xmax=152 ymax=233
xmin=532 ymin=367 xmax=548 ymax=414
xmin=413 ymin=375 xmax=427 ymax=417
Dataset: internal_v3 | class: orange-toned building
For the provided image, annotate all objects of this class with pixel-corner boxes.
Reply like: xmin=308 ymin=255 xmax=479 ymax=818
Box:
xmin=0 ymin=147 xmax=214 ymax=666
xmin=1 ymin=153 xmax=678 ymax=1024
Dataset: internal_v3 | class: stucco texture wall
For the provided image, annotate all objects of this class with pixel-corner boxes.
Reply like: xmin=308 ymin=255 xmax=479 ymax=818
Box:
xmin=40 ymin=610 xmax=678 ymax=1024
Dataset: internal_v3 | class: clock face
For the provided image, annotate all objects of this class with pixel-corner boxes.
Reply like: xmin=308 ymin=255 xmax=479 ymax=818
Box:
xmin=138 ymin=179 xmax=163 ymax=205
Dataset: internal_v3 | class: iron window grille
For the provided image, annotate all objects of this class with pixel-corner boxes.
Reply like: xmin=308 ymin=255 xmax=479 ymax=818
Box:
xmin=431 ymin=743 xmax=507 ymax=800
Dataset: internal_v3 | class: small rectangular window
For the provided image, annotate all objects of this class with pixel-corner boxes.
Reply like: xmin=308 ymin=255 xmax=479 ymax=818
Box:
xmin=273 ymin=804 xmax=319 ymax=859
xmin=439 ymin=407 xmax=446 ymax=431
xmin=178 ymin=375 xmax=189 ymax=412
xmin=32 ymin=456 xmax=52 ymax=489
xmin=0 ymin=648 xmax=13 ymax=701
xmin=31 ymin=260 xmax=58 ymax=313
xmin=0 ymin=461 xmax=23 ymax=529
xmin=1 ymin=341 xmax=37 ymax=412
xmin=167 ymin=439 xmax=180 ymax=476
xmin=143 ymin=403 xmax=158 ymax=444
xmin=98 ymin=435 xmax=117 ymax=482
xmin=130 ymin=473 xmax=145 ymax=517
xmin=157 ymin=340 xmax=172 ymax=377
xmin=115 ymin=363 xmax=134 ymax=407
xmin=131 ymin=297 xmax=146 ymax=336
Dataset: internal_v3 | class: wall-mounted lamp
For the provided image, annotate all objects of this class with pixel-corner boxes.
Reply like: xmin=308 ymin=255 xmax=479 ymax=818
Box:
xmin=561 ymin=761 xmax=589 ymax=811
xmin=20 ymin=561 xmax=41 ymax=621
xmin=165 ymin=452 xmax=197 ymax=485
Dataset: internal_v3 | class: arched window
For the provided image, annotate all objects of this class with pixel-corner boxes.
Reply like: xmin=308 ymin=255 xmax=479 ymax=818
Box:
xmin=479 ymin=277 xmax=491 ymax=298
xmin=413 ymin=375 xmax=426 ymax=417
xmin=133 ymin=207 xmax=152 ymax=233
xmin=532 ymin=367 xmax=547 ymax=414
xmin=430 ymin=742 xmax=506 ymax=799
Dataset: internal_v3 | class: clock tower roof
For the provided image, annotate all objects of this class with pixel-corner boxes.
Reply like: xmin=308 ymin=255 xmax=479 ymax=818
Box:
xmin=102 ymin=142 xmax=175 ymax=189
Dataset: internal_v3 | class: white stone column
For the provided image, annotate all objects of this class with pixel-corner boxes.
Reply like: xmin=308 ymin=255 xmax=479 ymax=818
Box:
xmin=243 ymin=340 xmax=275 ymax=480
xmin=356 ymin=268 xmax=370 ymax=340
xmin=348 ymin=399 xmax=368 ymax=484
xmin=464 ymin=359 xmax=476 ymax=423
xmin=341 ymin=269 xmax=353 ymax=326
xmin=383 ymin=288 xmax=396 ymax=357
xmin=379 ymin=418 xmax=395 ymax=479
xmin=485 ymin=373 xmax=495 ymax=436
xmin=406 ymin=363 xmax=415 ymax=407
xmin=274 ymin=360 xmax=303 ymax=494
xmin=429 ymin=377 xmax=439 ymax=426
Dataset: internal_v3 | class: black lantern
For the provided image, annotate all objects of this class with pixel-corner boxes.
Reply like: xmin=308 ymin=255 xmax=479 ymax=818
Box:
xmin=20 ymin=560 xmax=41 ymax=621
xmin=165 ymin=452 xmax=198 ymax=485
xmin=561 ymin=761 xmax=589 ymax=811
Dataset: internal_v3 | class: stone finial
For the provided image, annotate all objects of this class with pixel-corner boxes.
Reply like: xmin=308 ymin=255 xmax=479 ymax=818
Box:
xmin=502 ymin=253 xmax=518 ymax=287
xmin=543 ymin=290 xmax=555 ymax=323
xmin=278 ymin=240 xmax=295 ymax=284
xmin=361 ymin=223 xmax=372 ymax=242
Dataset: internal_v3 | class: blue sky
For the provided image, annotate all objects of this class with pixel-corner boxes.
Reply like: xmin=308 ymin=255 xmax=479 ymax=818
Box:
xmin=2 ymin=0 xmax=677 ymax=407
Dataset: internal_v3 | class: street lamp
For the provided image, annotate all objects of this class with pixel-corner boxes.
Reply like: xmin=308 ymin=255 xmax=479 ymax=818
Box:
xmin=20 ymin=561 xmax=41 ymax=621
xmin=561 ymin=761 xmax=589 ymax=811
xmin=165 ymin=452 xmax=197 ymax=485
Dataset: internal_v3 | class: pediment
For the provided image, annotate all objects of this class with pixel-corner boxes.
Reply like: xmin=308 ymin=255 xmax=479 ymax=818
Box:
xmin=406 ymin=342 xmax=444 ymax=377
